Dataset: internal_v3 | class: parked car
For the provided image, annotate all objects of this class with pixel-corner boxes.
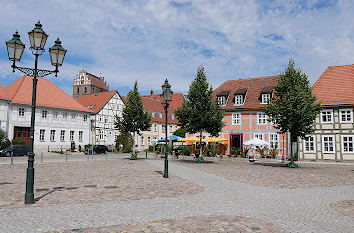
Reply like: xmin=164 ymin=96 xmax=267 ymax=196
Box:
xmin=0 ymin=145 xmax=30 ymax=157
xmin=84 ymin=145 xmax=108 ymax=155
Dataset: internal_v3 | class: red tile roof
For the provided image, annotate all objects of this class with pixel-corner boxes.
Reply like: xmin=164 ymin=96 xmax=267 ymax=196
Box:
xmin=213 ymin=75 xmax=279 ymax=110
xmin=0 ymin=83 xmax=10 ymax=100
xmin=312 ymin=64 xmax=354 ymax=106
xmin=5 ymin=75 xmax=90 ymax=112
xmin=76 ymin=90 xmax=118 ymax=114
xmin=140 ymin=93 xmax=185 ymax=124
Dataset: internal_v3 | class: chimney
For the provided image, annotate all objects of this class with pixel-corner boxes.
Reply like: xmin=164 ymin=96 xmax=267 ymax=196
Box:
xmin=150 ymin=90 xmax=154 ymax=95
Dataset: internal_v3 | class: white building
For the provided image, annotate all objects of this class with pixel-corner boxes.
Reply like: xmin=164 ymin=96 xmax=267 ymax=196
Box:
xmin=0 ymin=84 xmax=10 ymax=133
xmin=1 ymin=75 xmax=91 ymax=152
xmin=77 ymin=90 xmax=124 ymax=148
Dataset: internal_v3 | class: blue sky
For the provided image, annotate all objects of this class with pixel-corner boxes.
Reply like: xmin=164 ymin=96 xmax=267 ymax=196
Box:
xmin=0 ymin=0 xmax=353 ymax=97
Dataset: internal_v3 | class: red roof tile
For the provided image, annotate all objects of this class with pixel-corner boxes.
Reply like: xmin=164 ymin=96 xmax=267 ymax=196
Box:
xmin=213 ymin=76 xmax=279 ymax=110
xmin=76 ymin=90 xmax=118 ymax=114
xmin=312 ymin=64 xmax=354 ymax=106
xmin=0 ymin=83 xmax=10 ymax=100
xmin=5 ymin=75 xmax=90 ymax=112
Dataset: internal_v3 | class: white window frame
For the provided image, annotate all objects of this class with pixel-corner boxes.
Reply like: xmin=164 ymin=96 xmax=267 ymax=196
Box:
xmin=154 ymin=124 xmax=157 ymax=132
xmin=320 ymin=110 xmax=333 ymax=124
xmin=141 ymin=136 xmax=144 ymax=146
xmin=254 ymin=133 xmax=263 ymax=141
xmin=261 ymin=93 xmax=271 ymax=104
xmin=50 ymin=130 xmax=55 ymax=142
xmin=60 ymin=130 xmax=65 ymax=141
xmin=234 ymin=95 xmax=243 ymax=106
xmin=159 ymin=112 xmax=163 ymax=118
xmin=257 ymin=112 xmax=267 ymax=125
xmin=148 ymin=137 xmax=151 ymax=145
xmin=99 ymin=130 xmax=104 ymax=140
xmin=42 ymin=110 xmax=47 ymax=118
xmin=53 ymin=111 xmax=58 ymax=118
xmin=322 ymin=135 xmax=335 ymax=153
xmin=218 ymin=96 xmax=226 ymax=106
xmin=104 ymin=116 xmax=108 ymax=123
xmin=341 ymin=135 xmax=354 ymax=153
xmin=63 ymin=112 xmax=68 ymax=119
xmin=39 ymin=129 xmax=45 ymax=141
xmin=339 ymin=109 xmax=353 ymax=123
xmin=71 ymin=113 xmax=76 ymax=120
xmin=70 ymin=131 xmax=74 ymax=142
xmin=232 ymin=113 xmax=241 ymax=125
xmin=83 ymin=115 xmax=88 ymax=122
xmin=19 ymin=108 xmax=25 ymax=116
xmin=303 ymin=135 xmax=316 ymax=153
xmin=269 ymin=133 xmax=279 ymax=148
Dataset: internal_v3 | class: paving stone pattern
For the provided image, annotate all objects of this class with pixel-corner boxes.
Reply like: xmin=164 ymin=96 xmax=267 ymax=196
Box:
xmin=62 ymin=215 xmax=287 ymax=232
xmin=330 ymin=200 xmax=354 ymax=219
xmin=176 ymin=157 xmax=354 ymax=188
xmin=0 ymin=159 xmax=203 ymax=209
xmin=0 ymin=159 xmax=353 ymax=232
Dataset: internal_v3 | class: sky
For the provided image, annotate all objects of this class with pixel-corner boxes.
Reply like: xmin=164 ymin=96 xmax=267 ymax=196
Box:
xmin=0 ymin=0 xmax=353 ymax=97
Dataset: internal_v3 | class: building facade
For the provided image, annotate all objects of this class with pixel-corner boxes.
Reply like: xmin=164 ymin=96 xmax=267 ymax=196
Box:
xmin=73 ymin=70 xmax=109 ymax=99
xmin=0 ymin=84 xmax=10 ymax=134
xmin=299 ymin=65 xmax=354 ymax=161
xmin=213 ymin=76 xmax=288 ymax=156
xmin=2 ymin=75 xmax=91 ymax=152
xmin=77 ymin=91 xmax=124 ymax=148
xmin=133 ymin=92 xmax=184 ymax=151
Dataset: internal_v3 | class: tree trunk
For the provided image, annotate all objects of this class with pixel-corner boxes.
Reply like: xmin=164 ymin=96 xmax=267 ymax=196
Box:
xmin=200 ymin=131 xmax=203 ymax=158
xmin=133 ymin=131 xmax=135 ymax=154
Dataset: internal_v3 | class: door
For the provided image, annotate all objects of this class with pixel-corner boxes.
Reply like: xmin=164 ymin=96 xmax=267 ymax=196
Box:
xmin=13 ymin=127 xmax=30 ymax=145
xmin=231 ymin=134 xmax=243 ymax=152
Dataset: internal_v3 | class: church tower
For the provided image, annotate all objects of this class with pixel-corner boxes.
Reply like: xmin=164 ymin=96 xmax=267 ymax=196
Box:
xmin=73 ymin=70 xmax=109 ymax=99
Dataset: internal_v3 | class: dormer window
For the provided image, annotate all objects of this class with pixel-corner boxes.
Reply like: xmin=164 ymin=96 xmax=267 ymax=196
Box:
xmin=234 ymin=95 xmax=243 ymax=105
xmin=218 ymin=96 xmax=226 ymax=106
xmin=261 ymin=93 xmax=271 ymax=104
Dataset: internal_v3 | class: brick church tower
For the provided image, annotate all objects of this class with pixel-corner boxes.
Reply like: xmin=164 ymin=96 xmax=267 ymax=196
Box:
xmin=73 ymin=70 xmax=109 ymax=99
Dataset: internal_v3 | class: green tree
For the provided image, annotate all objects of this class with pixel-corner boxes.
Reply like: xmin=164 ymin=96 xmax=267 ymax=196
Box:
xmin=264 ymin=58 xmax=322 ymax=167
xmin=172 ymin=128 xmax=187 ymax=137
xmin=115 ymin=132 xmax=133 ymax=153
xmin=175 ymin=65 xmax=224 ymax=162
xmin=0 ymin=129 xmax=11 ymax=150
xmin=115 ymin=81 xmax=151 ymax=159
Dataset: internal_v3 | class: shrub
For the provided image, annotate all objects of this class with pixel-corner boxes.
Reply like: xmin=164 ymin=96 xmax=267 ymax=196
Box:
xmin=148 ymin=145 xmax=154 ymax=152
xmin=0 ymin=129 xmax=11 ymax=150
xmin=242 ymin=147 xmax=250 ymax=158
xmin=231 ymin=147 xmax=241 ymax=157
xmin=123 ymin=147 xmax=133 ymax=153
xmin=51 ymin=150 xmax=64 ymax=154
xmin=269 ymin=143 xmax=279 ymax=158
xmin=209 ymin=146 xmax=217 ymax=157
xmin=12 ymin=137 xmax=26 ymax=145
xmin=197 ymin=156 xmax=205 ymax=163
xmin=84 ymin=144 xmax=92 ymax=150
xmin=256 ymin=146 xmax=266 ymax=158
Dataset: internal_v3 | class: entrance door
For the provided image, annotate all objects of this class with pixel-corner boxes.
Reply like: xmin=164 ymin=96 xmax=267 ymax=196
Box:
xmin=231 ymin=134 xmax=243 ymax=152
xmin=13 ymin=127 xmax=30 ymax=145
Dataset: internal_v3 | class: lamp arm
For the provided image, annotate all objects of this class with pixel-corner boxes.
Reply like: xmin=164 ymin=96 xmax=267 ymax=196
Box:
xmin=12 ymin=64 xmax=59 ymax=77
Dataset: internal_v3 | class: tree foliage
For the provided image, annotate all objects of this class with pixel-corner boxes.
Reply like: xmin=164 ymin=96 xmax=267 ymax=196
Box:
xmin=172 ymin=127 xmax=187 ymax=137
xmin=175 ymin=65 xmax=224 ymax=139
xmin=264 ymin=59 xmax=322 ymax=140
xmin=115 ymin=132 xmax=133 ymax=153
xmin=0 ymin=129 xmax=11 ymax=150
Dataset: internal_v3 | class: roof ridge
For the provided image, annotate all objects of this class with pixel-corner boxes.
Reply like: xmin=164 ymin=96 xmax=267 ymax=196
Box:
xmin=229 ymin=75 xmax=278 ymax=82
xmin=327 ymin=64 xmax=354 ymax=69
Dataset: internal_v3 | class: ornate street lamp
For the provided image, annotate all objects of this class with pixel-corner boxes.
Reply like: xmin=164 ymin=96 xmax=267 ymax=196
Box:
xmin=5 ymin=21 xmax=67 ymax=204
xmin=160 ymin=79 xmax=173 ymax=178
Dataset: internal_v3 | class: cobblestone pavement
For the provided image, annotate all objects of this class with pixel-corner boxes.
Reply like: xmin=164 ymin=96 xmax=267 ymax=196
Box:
xmin=330 ymin=200 xmax=354 ymax=219
xmin=0 ymin=159 xmax=203 ymax=209
xmin=1 ymin=159 xmax=353 ymax=232
xmin=62 ymin=215 xmax=287 ymax=232
xmin=176 ymin=157 xmax=354 ymax=188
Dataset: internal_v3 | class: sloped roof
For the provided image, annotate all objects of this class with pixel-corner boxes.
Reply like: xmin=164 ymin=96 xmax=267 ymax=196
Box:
xmin=140 ymin=93 xmax=185 ymax=124
xmin=76 ymin=90 xmax=118 ymax=114
xmin=0 ymin=83 xmax=10 ymax=100
xmin=312 ymin=64 xmax=354 ymax=106
xmin=5 ymin=75 xmax=90 ymax=112
xmin=213 ymin=75 xmax=279 ymax=110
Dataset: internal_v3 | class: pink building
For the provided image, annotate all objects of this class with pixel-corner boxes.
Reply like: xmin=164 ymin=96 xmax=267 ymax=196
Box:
xmin=213 ymin=76 xmax=288 ymax=156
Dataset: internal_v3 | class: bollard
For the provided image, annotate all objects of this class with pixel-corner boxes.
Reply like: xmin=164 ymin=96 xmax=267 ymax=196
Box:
xmin=146 ymin=151 xmax=148 ymax=159
xmin=40 ymin=152 xmax=43 ymax=163
xmin=10 ymin=152 xmax=13 ymax=165
xmin=65 ymin=150 xmax=68 ymax=162
xmin=172 ymin=150 xmax=174 ymax=163
xmin=105 ymin=151 xmax=108 ymax=160
xmin=91 ymin=147 xmax=94 ymax=160
xmin=87 ymin=152 xmax=89 ymax=161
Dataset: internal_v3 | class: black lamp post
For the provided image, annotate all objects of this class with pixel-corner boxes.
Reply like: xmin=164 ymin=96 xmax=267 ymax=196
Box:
xmin=5 ymin=21 xmax=67 ymax=204
xmin=160 ymin=79 xmax=173 ymax=178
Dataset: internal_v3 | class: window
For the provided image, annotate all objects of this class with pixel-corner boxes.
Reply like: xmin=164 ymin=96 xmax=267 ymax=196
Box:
xmin=50 ymin=130 xmax=55 ymax=141
xmin=83 ymin=115 xmax=88 ymax=122
xmin=158 ymin=112 xmax=163 ymax=118
xmin=71 ymin=113 xmax=76 ymax=119
xmin=162 ymin=125 xmax=166 ymax=133
xmin=321 ymin=110 xmax=333 ymax=123
xmin=269 ymin=133 xmax=279 ymax=148
xmin=154 ymin=124 xmax=157 ymax=132
xmin=39 ymin=129 xmax=45 ymax=141
xmin=339 ymin=109 xmax=353 ymax=123
xmin=322 ymin=135 xmax=335 ymax=153
xmin=170 ymin=125 xmax=173 ymax=132
xmin=232 ymin=113 xmax=241 ymax=125
xmin=99 ymin=130 xmax=104 ymax=140
xmin=70 ymin=131 xmax=74 ymax=142
xmin=63 ymin=112 xmax=68 ymax=119
xmin=84 ymin=87 xmax=87 ymax=93
xmin=170 ymin=114 xmax=175 ymax=120
xmin=104 ymin=116 xmax=108 ymax=123
xmin=60 ymin=130 xmax=65 ymax=141
xmin=19 ymin=108 xmax=24 ymax=116
xmin=342 ymin=136 xmax=353 ymax=153
xmin=257 ymin=112 xmax=267 ymax=125
xmin=99 ymin=115 xmax=103 ymax=122
xmin=304 ymin=135 xmax=315 ymax=153
xmin=261 ymin=94 xmax=271 ymax=104
xmin=141 ymin=136 xmax=144 ymax=146
xmin=42 ymin=110 xmax=47 ymax=118
xmin=254 ymin=133 xmax=263 ymax=141
xmin=234 ymin=95 xmax=243 ymax=105
xmin=53 ymin=111 xmax=58 ymax=118
xmin=148 ymin=137 xmax=151 ymax=145
xmin=151 ymin=112 xmax=155 ymax=117
xmin=218 ymin=96 xmax=226 ymax=106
